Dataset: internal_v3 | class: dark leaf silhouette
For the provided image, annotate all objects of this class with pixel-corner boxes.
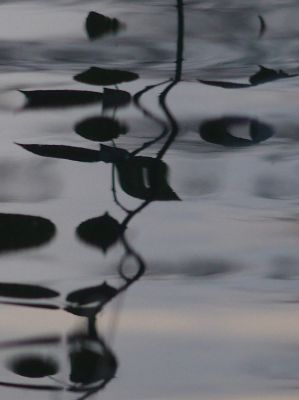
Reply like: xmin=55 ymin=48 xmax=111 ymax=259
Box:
xmin=66 ymin=282 xmax=117 ymax=306
xmin=69 ymin=336 xmax=117 ymax=385
xmin=199 ymin=117 xmax=274 ymax=147
xmin=0 ymin=283 xmax=59 ymax=299
xmin=249 ymin=65 xmax=297 ymax=85
xmin=116 ymin=156 xmax=180 ymax=201
xmin=74 ymin=67 xmax=139 ymax=86
xmin=85 ymin=11 xmax=122 ymax=40
xmin=17 ymin=143 xmax=129 ymax=163
xmin=7 ymin=355 xmax=59 ymax=378
xmin=17 ymin=144 xmax=102 ymax=162
xmin=102 ymin=88 xmax=131 ymax=109
xmin=258 ymin=15 xmax=266 ymax=38
xmin=75 ymin=117 xmax=128 ymax=142
xmin=199 ymin=65 xmax=297 ymax=89
xmin=0 ymin=214 xmax=55 ymax=253
xmin=198 ymin=80 xmax=251 ymax=89
xmin=21 ymin=90 xmax=102 ymax=109
xmin=76 ymin=213 xmax=124 ymax=253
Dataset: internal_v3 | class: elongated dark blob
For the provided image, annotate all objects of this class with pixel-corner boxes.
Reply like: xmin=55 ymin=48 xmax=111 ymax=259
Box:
xmin=21 ymin=90 xmax=102 ymax=109
xmin=74 ymin=67 xmax=139 ymax=86
xmin=67 ymin=282 xmax=118 ymax=305
xmin=198 ymin=80 xmax=251 ymax=89
xmin=7 ymin=355 xmax=59 ymax=378
xmin=0 ymin=283 xmax=59 ymax=299
xmin=17 ymin=144 xmax=102 ymax=162
xmin=0 ymin=213 xmax=56 ymax=253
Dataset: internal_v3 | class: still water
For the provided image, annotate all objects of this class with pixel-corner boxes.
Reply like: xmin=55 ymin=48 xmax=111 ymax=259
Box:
xmin=0 ymin=1 xmax=298 ymax=399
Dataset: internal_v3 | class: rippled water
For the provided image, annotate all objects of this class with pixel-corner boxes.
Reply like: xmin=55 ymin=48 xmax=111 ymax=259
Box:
xmin=0 ymin=1 xmax=299 ymax=399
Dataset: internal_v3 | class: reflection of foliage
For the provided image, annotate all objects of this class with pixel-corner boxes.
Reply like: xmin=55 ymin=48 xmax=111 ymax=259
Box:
xmin=199 ymin=117 xmax=274 ymax=147
xmin=75 ymin=116 xmax=128 ymax=142
xmin=1 ymin=318 xmax=117 ymax=400
xmin=199 ymin=65 xmax=297 ymax=89
xmin=74 ymin=67 xmax=139 ymax=86
xmin=76 ymin=213 xmax=124 ymax=253
xmin=85 ymin=11 xmax=122 ymax=40
xmin=1 ymin=3 xmax=281 ymax=400
xmin=0 ymin=213 xmax=56 ymax=253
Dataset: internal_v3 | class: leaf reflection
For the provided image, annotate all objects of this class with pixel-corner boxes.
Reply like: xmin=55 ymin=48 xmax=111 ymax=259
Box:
xmin=0 ymin=213 xmax=56 ymax=253
xmin=74 ymin=117 xmax=128 ymax=142
xmin=74 ymin=67 xmax=139 ymax=86
xmin=85 ymin=11 xmax=122 ymax=40
xmin=199 ymin=117 xmax=274 ymax=147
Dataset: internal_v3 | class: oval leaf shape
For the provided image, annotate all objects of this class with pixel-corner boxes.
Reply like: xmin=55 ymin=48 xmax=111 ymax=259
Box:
xmin=199 ymin=117 xmax=274 ymax=147
xmin=7 ymin=355 xmax=59 ymax=378
xmin=116 ymin=156 xmax=180 ymax=201
xmin=21 ymin=90 xmax=102 ymax=109
xmin=0 ymin=283 xmax=59 ymax=299
xmin=85 ymin=11 xmax=122 ymax=40
xmin=0 ymin=214 xmax=55 ymax=253
xmin=76 ymin=213 xmax=123 ymax=253
xmin=75 ymin=117 xmax=128 ymax=142
xmin=74 ymin=67 xmax=139 ymax=86
xmin=102 ymin=88 xmax=131 ymax=109
xmin=66 ymin=281 xmax=117 ymax=306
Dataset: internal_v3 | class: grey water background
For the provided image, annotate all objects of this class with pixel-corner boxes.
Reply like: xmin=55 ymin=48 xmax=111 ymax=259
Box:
xmin=0 ymin=0 xmax=299 ymax=399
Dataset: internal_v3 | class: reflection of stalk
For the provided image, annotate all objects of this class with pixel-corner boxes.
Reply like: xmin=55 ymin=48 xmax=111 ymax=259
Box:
xmin=157 ymin=0 xmax=184 ymax=159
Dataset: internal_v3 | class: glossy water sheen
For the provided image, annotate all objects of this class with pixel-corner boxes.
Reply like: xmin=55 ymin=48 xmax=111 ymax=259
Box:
xmin=0 ymin=1 xmax=299 ymax=400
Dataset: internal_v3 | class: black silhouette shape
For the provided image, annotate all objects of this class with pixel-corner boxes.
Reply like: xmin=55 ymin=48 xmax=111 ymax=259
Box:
xmin=249 ymin=65 xmax=297 ymax=85
xmin=116 ymin=156 xmax=180 ymax=201
xmin=75 ymin=117 xmax=128 ymax=142
xmin=20 ymin=90 xmax=102 ymax=109
xmin=199 ymin=65 xmax=298 ymax=89
xmin=17 ymin=143 xmax=102 ymax=162
xmin=198 ymin=80 xmax=251 ymax=89
xmin=199 ymin=117 xmax=274 ymax=147
xmin=17 ymin=143 xmax=129 ymax=164
xmin=74 ymin=67 xmax=139 ymax=86
xmin=102 ymin=88 xmax=131 ymax=109
xmin=8 ymin=355 xmax=59 ymax=378
xmin=85 ymin=11 xmax=122 ymax=40
xmin=66 ymin=282 xmax=117 ymax=306
xmin=0 ymin=283 xmax=59 ymax=299
xmin=76 ymin=213 xmax=124 ymax=253
xmin=68 ymin=332 xmax=117 ymax=386
xmin=258 ymin=15 xmax=266 ymax=38
xmin=0 ymin=213 xmax=55 ymax=253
